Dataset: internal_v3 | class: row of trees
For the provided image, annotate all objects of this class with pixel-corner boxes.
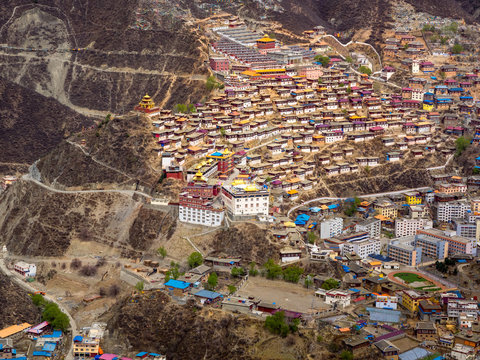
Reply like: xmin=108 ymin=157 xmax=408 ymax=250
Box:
xmin=173 ymin=103 xmax=197 ymax=114
xmin=31 ymin=294 xmax=70 ymax=332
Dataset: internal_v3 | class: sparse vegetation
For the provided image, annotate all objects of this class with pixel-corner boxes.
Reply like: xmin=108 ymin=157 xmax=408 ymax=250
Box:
xmin=451 ymin=43 xmax=464 ymax=54
xmin=249 ymin=262 xmax=259 ymax=277
xmin=135 ymin=281 xmax=144 ymax=292
xmin=307 ymin=231 xmax=317 ymax=244
xmin=157 ymin=246 xmax=167 ymax=259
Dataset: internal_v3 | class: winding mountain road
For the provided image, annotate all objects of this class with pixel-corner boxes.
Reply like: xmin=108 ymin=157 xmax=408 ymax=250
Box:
xmin=287 ymin=187 xmax=432 ymax=217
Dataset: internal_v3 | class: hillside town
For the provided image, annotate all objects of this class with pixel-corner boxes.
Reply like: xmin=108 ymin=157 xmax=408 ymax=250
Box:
xmin=3 ymin=4 xmax=480 ymax=360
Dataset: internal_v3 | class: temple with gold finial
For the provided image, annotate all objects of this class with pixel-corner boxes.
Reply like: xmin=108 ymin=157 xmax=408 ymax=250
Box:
xmin=134 ymin=94 xmax=160 ymax=116
xmin=192 ymin=170 xmax=207 ymax=183
xmin=207 ymin=148 xmax=235 ymax=178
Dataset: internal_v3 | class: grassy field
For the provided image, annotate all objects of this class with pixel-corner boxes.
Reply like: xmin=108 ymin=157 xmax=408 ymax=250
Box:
xmin=393 ymin=272 xmax=427 ymax=284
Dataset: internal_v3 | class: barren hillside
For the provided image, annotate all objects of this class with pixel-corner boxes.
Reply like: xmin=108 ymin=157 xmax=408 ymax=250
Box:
xmin=0 ymin=0 xmax=210 ymax=115
xmin=0 ymin=77 xmax=93 ymax=166
xmin=0 ymin=179 xmax=175 ymax=257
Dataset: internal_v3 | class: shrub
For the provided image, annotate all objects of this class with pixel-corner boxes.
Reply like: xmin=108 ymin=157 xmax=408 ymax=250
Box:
xmin=70 ymin=258 xmax=82 ymax=270
xmin=99 ymin=287 xmax=106 ymax=296
xmin=79 ymin=265 xmax=97 ymax=277
xmin=109 ymin=284 xmax=120 ymax=297
xmin=95 ymin=257 xmax=106 ymax=267
xmin=321 ymin=278 xmax=339 ymax=290
xmin=231 ymin=267 xmax=245 ymax=278
xmin=135 ymin=281 xmax=144 ymax=291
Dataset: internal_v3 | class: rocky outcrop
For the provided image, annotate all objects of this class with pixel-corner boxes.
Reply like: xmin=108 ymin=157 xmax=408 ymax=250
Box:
xmin=211 ymin=223 xmax=280 ymax=264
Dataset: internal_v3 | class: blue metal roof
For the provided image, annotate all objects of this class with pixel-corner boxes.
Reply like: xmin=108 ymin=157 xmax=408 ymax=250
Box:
xmin=73 ymin=336 xmax=83 ymax=342
xmin=164 ymin=279 xmax=191 ymax=289
xmin=33 ymin=351 xmax=52 ymax=357
xmin=136 ymin=352 xmax=148 ymax=357
xmin=366 ymin=307 xmax=401 ymax=323
xmin=194 ymin=290 xmax=222 ymax=299
xmin=210 ymin=152 xmax=223 ymax=157
xmin=399 ymin=347 xmax=431 ymax=360
xmin=42 ymin=343 xmax=56 ymax=352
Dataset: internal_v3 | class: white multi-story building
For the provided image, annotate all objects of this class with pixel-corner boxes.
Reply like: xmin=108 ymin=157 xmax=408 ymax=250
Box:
xmin=342 ymin=239 xmax=381 ymax=259
xmin=447 ymin=300 xmax=478 ymax=319
xmin=315 ymin=289 xmax=351 ymax=308
xmin=395 ymin=218 xmax=433 ymax=237
xmin=178 ymin=205 xmax=224 ymax=227
xmin=14 ymin=261 xmax=36 ymax=278
xmin=221 ymin=182 xmax=269 ymax=218
xmin=375 ymin=295 xmax=398 ymax=310
xmin=355 ymin=218 xmax=381 ymax=239
xmin=437 ymin=201 xmax=470 ymax=223
xmin=320 ymin=217 xmax=343 ymax=239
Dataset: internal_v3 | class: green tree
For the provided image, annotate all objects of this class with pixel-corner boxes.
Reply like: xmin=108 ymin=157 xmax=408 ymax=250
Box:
xmin=304 ymin=275 xmax=313 ymax=289
xmin=249 ymin=262 xmax=259 ymax=276
xmin=283 ymin=266 xmax=304 ymax=283
xmin=340 ymin=350 xmax=354 ymax=360
xmin=264 ymin=259 xmax=283 ymax=279
xmin=346 ymin=85 xmax=352 ymax=94
xmin=51 ymin=312 xmax=70 ymax=332
xmin=174 ymin=103 xmax=188 ymax=113
xmin=321 ymin=278 xmax=339 ymax=290
xmin=440 ymin=36 xmax=448 ymax=45
xmin=474 ymin=167 xmax=480 ymax=175
xmin=345 ymin=56 xmax=353 ymax=63
xmin=451 ymin=44 xmax=464 ymax=54
xmin=188 ymin=251 xmax=204 ymax=268
xmin=220 ymin=127 xmax=226 ymax=137
xmin=165 ymin=261 xmax=181 ymax=281
xmin=187 ymin=104 xmax=197 ymax=113
xmin=207 ymin=272 xmax=218 ymax=289
xmin=455 ymin=136 xmax=470 ymax=156
xmin=231 ymin=267 xmax=245 ymax=278
xmin=206 ymin=76 xmax=219 ymax=91
xmin=439 ymin=71 xmax=446 ymax=79
xmin=227 ymin=285 xmax=237 ymax=294
xmin=31 ymin=294 xmax=46 ymax=307
xmin=265 ymin=176 xmax=273 ymax=183
xmin=157 ymin=246 xmax=167 ymax=259
xmin=359 ymin=66 xmax=372 ymax=75
xmin=314 ymin=55 xmax=330 ymax=68
xmin=307 ymin=231 xmax=317 ymax=244
xmin=448 ymin=22 xmax=459 ymax=33
xmin=264 ymin=311 xmax=290 ymax=337
xmin=135 ymin=281 xmax=144 ymax=291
